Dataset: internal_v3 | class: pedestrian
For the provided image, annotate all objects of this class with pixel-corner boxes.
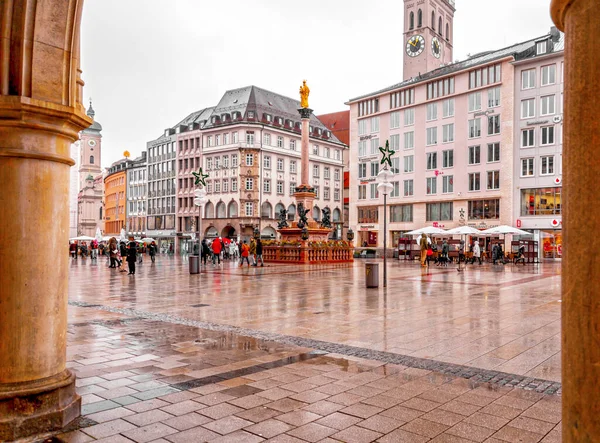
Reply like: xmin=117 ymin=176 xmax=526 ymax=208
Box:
xmin=239 ymin=240 xmax=251 ymax=267
xmin=201 ymin=239 xmax=210 ymax=265
xmin=439 ymin=239 xmax=449 ymax=267
xmin=126 ymin=241 xmax=137 ymax=275
xmin=419 ymin=234 xmax=428 ymax=267
xmin=80 ymin=242 xmax=87 ymax=259
xmin=458 ymin=240 xmax=465 ymax=264
xmin=211 ymin=237 xmax=222 ymax=265
xmin=70 ymin=242 xmax=77 ymax=260
xmin=90 ymin=239 xmax=98 ymax=260
xmin=472 ymin=240 xmax=482 ymax=265
xmin=249 ymin=238 xmax=257 ymax=266
xmin=229 ymin=240 xmax=238 ymax=260
xmin=254 ymin=238 xmax=264 ymax=267
xmin=148 ymin=241 xmax=156 ymax=263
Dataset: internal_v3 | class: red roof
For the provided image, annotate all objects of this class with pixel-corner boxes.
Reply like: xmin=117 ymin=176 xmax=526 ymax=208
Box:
xmin=316 ymin=111 xmax=350 ymax=146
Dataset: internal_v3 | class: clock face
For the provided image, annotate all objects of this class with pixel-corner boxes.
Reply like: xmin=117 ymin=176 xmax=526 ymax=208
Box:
xmin=406 ymin=35 xmax=425 ymax=57
xmin=431 ymin=37 xmax=441 ymax=59
xmin=88 ymin=139 xmax=97 ymax=147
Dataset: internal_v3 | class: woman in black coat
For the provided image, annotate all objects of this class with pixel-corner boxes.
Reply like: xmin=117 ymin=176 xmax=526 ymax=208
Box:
xmin=126 ymin=242 xmax=137 ymax=275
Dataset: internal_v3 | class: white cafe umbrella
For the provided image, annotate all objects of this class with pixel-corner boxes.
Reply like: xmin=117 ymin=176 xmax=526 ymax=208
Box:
xmin=480 ymin=225 xmax=532 ymax=236
xmin=141 ymin=237 xmax=156 ymax=243
xmin=445 ymin=226 xmax=483 ymax=235
xmin=70 ymin=235 xmax=95 ymax=241
xmin=404 ymin=226 xmax=447 ymax=236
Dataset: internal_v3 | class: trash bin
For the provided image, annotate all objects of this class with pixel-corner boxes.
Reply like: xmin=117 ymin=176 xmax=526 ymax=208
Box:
xmin=189 ymin=254 xmax=199 ymax=274
xmin=365 ymin=262 xmax=379 ymax=288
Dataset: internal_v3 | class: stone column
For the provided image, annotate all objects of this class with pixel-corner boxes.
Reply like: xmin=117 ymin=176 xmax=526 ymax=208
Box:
xmin=0 ymin=1 xmax=90 ymax=440
xmin=299 ymin=107 xmax=313 ymax=187
xmin=550 ymin=1 xmax=600 ymax=441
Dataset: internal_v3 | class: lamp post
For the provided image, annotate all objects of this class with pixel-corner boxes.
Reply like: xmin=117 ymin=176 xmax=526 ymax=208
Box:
xmin=377 ymin=167 xmax=394 ymax=288
xmin=194 ymin=187 xmax=208 ymax=262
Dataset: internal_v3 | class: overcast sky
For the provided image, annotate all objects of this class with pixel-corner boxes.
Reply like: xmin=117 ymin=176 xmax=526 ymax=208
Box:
xmin=80 ymin=0 xmax=555 ymax=168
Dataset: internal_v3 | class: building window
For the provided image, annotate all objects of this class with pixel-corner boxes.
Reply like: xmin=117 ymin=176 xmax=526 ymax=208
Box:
xmin=290 ymin=182 xmax=296 ymax=195
xmin=468 ymin=92 xmax=482 ymax=112
xmin=541 ymin=126 xmax=555 ymax=145
xmin=370 ymin=138 xmax=379 ymax=155
xmin=487 ymin=170 xmax=500 ymax=190
xmin=334 ymin=189 xmax=340 ymax=201
xmin=409 ymin=10 xmax=414 ymax=29
xmin=390 ymin=88 xmax=415 ymax=108
xmin=417 ymin=9 xmax=423 ymax=27
xmin=245 ymin=178 xmax=253 ymax=190
xmin=426 ymin=152 xmax=437 ymax=170
xmin=469 ymin=172 xmax=481 ymax=191
xmin=426 ymin=103 xmax=438 ymax=121
xmin=468 ymin=118 xmax=481 ymax=138
xmin=231 ymin=178 xmax=238 ymax=192
xmin=246 ymin=132 xmax=254 ymax=145
xmin=487 ymin=143 xmax=500 ymax=162
xmin=222 ymin=179 xmax=229 ymax=192
xmin=263 ymin=179 xmax=271 ymax=193
xmin=89 ymin=155 xmax=94 ymax=164
xmin=232 ymin=132 xmax=238 ymax=143
xmin=469 ymin=63 xmax=501 ymax=89
xmin=488 ymin=87 xmax=501 ymax=108
xmin=404 ymin=131 xmax=415 ymax=149
xmin=426 ymin=77 xmax=455 ymax=100
xmin=290 ymin=139 xmax=296 ymax=150
xmin=206 ymin=157 xmax=213 ymax=170
xmin=277 ymin=181 xmax=284 ymax=194
xmin=222 ymin=155 xmax=229 ymax=168
xmin=403 ymin=155 xmax=414 ymax=173
xmin=371 ymin=116 xmax=380 ymax=133
xmin=245 ymin=202 xmax=253 ymax=216
xmin=358 ymin=163 xmax=367 ymax=179
xmin=442 ymin=123 xmax=454 ymax=143
xmin=358 ymin=140 xmax=367 ymax=157
xmin=390 ymin=111 xmax=401 ymax=129
xmin=313 ymin=165 xmax=320 ymax=177
xmin=231 ymin=154 xmax=238 ymax=167
xmin=263 ymin=133 xmax=271 ymax=145
xmin=468 ymin=145 xmax=481 ymax=165
xmin=522 ymin=69 xmax=536 ymax=89
xmin=403 ymin=179 xmax=414 ymax=196
xmin=358 ymin=185 xmax=366 ymax=200
xmin=536 ymin=40 xmax=547 ymax=55
xmin=442 ymin=149 xmax=454 ymax=168
xmin=277 ymin=136 xmax=284 ymax=148
xmin=521 ymin=187 xmax=562 ymax=216
xmin=404 ymin=108 xmax=415 ymax=126
xmin=442 ymin=175 xmax=453 ymax=194
xmin=313 ymin=145 xmax=319 ymax=155
xmin=391 ymin=157 xmax=400 ymax=174
xmin=334 ymin=149 xmax=341 ymax=160
xmin=540 ymin=95 xmax=556 ymax=116
xmin=334 ymin=169 xmax=340 ymax=180
xmin=324 ymin=167 xmax=330 ymax=179
xmin=426 ymin=127 xmax=438 ymax=146
xmin=370 ymin=183 xmax=379 ymax=199
xmin=541 ymin=156 xmax=555 ymax=175
xmin=468 ymin=199 xmax=500 ymax=219
xmin=207 ymin=136 xmax=213 ymax=147
xmin=521 ymin=158 xmax=534 ymax=177
xmin=426 ymin=202 xmax=453 ymax=221
xmin=290 ymin=160 xmax=297 ymax=173
xmin=214 ymin=157 xmax=221 ymax=169
xmin=357 ymin=98 xmax=379 ymax=117
xmin=370 ymin=161 xmax=379 ymax=177
xmin=215 ymin=135 xmax=221 ymax=146
xmin=214 ymin=181 xmax=221 ymax=193
xmin=277 ymin=158 xmax=284 ymax=172
xmin=390 ymin=181 xmax=400 ymax=197
xmin=324 ymin=187 xmax=330 ymax=200
xmin=521 ymin=98 xmax=536 ymax=119
xmin=245 ymin=153 xmax=254 ymax=166
xmin=390 ymin=134 xmax=400 ymax=151
xmin=324 ymin=147 xmax=330 ymax=158
xmin=443 ymin=98 xmax=454 ymax=118
xmin=390 ymin=204 xmax=413 ymax=222
xmin=522 ymin=129 xmax=535 ymax=148
xmin=426 ymin=177 xmax=437 ymax=195
xmin=358 ymin=119 xmax=367 ymax=135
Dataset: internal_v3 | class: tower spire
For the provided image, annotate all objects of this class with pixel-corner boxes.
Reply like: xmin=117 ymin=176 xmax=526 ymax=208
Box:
xmin=87 ymin=98 xmax=95 ymax=119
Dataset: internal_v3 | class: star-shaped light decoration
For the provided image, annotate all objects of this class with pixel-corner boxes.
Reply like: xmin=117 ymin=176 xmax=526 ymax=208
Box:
xmin=379 ymin=140 xmax=395 ymax=167
xmin=192 ymin=167 xmax=209 ymax=187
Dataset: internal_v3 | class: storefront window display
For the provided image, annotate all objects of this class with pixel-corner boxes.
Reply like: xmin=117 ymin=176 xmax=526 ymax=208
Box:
xmin=521 ymin=188 xmax=562 ymax=216
xmin=358 ymin=206 xmax=379 ymax=223
xmin=468 ymin=199 xmax=500 ymax=219
xmin=541 ymin=230 xmax=562 ymax=258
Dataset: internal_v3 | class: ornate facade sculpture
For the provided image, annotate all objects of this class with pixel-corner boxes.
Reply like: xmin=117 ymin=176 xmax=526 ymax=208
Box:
xmin=320 ymin=207 xmax=332 ymax=229
xmin=297 ymin=203 xmax=310 ymax=229
xmin=277 ymin=208 xmax=288 ymax=229
xmin=299 ymin=80 xmax=310 ymax=108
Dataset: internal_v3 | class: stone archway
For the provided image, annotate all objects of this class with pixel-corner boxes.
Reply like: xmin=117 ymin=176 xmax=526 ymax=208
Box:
xmin=221 ymin=225 xmax=236 ymax=239
xmin=216 ymin=201 xmax=226 ymax=218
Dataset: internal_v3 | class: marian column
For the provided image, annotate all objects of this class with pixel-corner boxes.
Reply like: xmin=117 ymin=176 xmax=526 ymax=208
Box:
xmin=295 ymin=80 xmax=316 ymax=224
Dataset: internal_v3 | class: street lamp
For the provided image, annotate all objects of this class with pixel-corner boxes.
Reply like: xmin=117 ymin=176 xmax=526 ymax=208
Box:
xmin=377 ymin=167 xmax=394 ymax=288
xmin=194 ymin=187 xmax=208 ymax=260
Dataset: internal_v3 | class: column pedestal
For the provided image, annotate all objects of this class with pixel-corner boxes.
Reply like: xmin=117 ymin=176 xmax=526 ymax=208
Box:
xmin=551 ymin=1 xmax=600 ymax=441
xmin=0 ymin=98 xmax=89 ymax=440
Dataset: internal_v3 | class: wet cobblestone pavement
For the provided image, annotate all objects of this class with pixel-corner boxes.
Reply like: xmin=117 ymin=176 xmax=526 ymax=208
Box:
xmin=43 ymin=256 xmax=562 ymax=442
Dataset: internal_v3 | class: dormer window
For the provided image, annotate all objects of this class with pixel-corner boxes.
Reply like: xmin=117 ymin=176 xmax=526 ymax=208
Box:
xmin=232 ymin=111 xmax=241 ymax=120
xmin=276 ymin=117 xmax=283 ymax=125
xmin=317 ymin=128 xmax=322 ymax=136
xmin=248 ymin=111 xmax=255 ymax=119
xmin=265 ymin=114 xmax=272 ymax=122
xmin=212 ymin=116 xmax=219 ymax=124
xmin=536 ymin=40 xmax=548 ymax=55
xmin=221 ymin=113 xmax=229 ymax=121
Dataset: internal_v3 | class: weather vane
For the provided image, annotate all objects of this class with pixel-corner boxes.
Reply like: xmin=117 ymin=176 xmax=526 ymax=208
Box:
xmin=379 ymin=140 xmax=395 ymax=167
xmin=192 ymin=167 xmax=209 ymax=187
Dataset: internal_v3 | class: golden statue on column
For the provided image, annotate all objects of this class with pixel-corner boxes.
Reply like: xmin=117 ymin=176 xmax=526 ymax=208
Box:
xmin=299 ymin=80 xmax=310 ymax=108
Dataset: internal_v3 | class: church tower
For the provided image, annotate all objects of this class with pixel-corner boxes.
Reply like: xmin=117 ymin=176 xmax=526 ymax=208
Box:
xmin=78 ymin=100 xmax=103 ymax=189
xmin=403 ymin=0 xmax=455 ymax=81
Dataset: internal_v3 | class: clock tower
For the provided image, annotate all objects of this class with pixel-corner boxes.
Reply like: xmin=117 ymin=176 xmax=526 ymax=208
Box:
xmin=403 ymin=0 xmax=455 ymax=81
xmin=79 ymin=100 xmax=103 ymax=189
